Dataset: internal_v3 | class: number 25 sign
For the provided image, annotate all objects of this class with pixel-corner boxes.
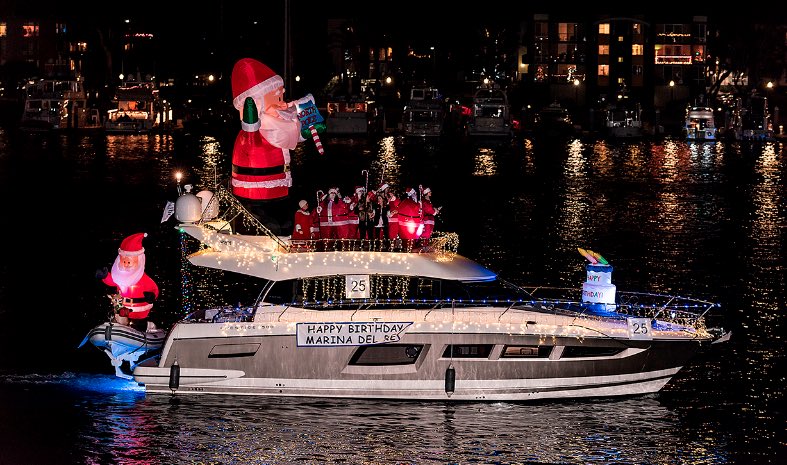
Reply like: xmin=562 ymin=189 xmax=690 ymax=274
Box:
xmin=345 ymin=275 xmax=370 ymax=299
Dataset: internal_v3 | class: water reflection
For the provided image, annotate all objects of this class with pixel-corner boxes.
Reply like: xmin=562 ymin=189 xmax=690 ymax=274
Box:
xmin=63 ymin=393 xmax=728 ymax=465
xmin=0 ymin=130 xmax=785 ymax=464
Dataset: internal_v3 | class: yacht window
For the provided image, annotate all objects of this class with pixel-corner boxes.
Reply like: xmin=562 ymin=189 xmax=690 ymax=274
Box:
xmin=442 ymin=344 xmax=493 ymax=359
xmin=263 ymin=279 xmax=297 ymax=305
xmin=501 ymin=345 xmax=552 ymax=358
xmin=561 ymin=346 xmax=624 ymax=358
xmin=349 ymin=344 xmax=423 ymax=366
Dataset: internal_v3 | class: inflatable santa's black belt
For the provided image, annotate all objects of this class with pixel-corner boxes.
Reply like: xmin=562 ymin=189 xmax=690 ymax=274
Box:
xmin=122 ymin=297 xmax=147 ymax=304
xmin=232 ymin=164 xmax=289 ymax=176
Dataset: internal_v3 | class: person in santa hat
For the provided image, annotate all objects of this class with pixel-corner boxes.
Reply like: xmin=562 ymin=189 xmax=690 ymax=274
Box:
xmin=420 ymin=187 xmax=442 ymax=240
xmin=344 ymin=186 xmax=366 ymax=239
xmin=384 ymin=186 xmax=400 ymax=241
xmin=230 ymin=58 xmax=304 ymax=234
xmin=291 ymin=199 xmax=313 ymax=248
xmin=317 ymin=188 xmax=346 ymax=244
xmin=96 ymin=233 xmax=159 ymax=332
xmin=397 ymin=186 xmax=423 ymax=243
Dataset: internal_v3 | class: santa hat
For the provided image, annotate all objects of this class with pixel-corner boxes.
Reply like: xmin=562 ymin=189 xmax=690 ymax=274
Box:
xmin=119 ymin=233 xmax=146 ymax=257
xmin=405 ymin=187 xmax=416 ymax=197
xmin=422 ymin=187 xmax=432 ymax=195
xmin=231 ymin=58 xmax=284 ymax=111
xmin=355 ymin=186 xmax=365 ymax=194
xmin=328 ymin=187 xmax=339 ymax=195
xmin=378 ymin=183 xmax=389 ymax=192
xmin=298 ymin=200 xmax=308 ymax=209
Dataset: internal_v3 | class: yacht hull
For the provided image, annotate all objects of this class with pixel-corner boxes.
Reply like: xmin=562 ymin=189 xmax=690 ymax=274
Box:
xmin=134 ymin=321 xmax=706 ymax=400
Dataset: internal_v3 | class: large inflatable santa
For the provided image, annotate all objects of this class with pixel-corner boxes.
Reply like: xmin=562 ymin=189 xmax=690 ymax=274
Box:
xmin=230 ymin=58 xmax=304 ymax=234
xmin=97 ymin=233 xmax=159 ymax=330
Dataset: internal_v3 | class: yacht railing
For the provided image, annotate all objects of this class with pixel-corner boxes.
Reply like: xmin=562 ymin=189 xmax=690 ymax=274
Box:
xmin=182 ymin=290 xmax=718 ymax=331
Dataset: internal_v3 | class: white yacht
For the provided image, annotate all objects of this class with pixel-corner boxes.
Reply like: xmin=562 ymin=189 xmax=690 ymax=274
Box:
xmin=20 ymin=76 xmax=101 ymax=132
xmin=685 ymin=106 xmax=717 ymax=141
xmin=119 ymin=186 xmax=727 ymax=401
xmin=466 ymin=84 xmax=512 ymax=137
xmin=401 ymin=86 xmax=445 ymax=138
xmin=105 ymin=76 xmax=172 ymax=133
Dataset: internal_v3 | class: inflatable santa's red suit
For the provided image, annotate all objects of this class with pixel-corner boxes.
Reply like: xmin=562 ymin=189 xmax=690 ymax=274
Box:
xmin=98 ymin=233 xmax=159 ymax=329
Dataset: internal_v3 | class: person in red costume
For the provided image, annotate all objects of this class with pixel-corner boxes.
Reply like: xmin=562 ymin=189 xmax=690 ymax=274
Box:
xmin=317 ymin=188 xmax=347 ymax=243
xmin=397 ymin=187 xmax=423 ymax=242
xmin=291 ymin=199 xmax=313 ymax=248
xmin=385 ymin=187 xmax=400 ymax=240
xmin=420 ymin=187 xmax=441 ymax=240
xmin=348 ymin=186 xmax=368 ymax=240
xmin=96 ymin=233 xmax=159 ymax=332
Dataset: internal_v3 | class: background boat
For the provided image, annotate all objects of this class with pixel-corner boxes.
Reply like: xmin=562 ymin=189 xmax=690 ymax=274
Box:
xmin=104 ymin=75 xmax=174 ymax=133
xmin=684 ymin=105 xmax=717 ymax=140
xmin=401 ymin=86 xmax=446 ymax=138
xmin=19 ymin=75 xmax=102 ymax=132
xmin=324 ymin=95 xmax=380 ymax=136
xmin=605 ymin=101 xmax=644 ymax=139
xmin=465 ymin=84 xmax=512 ymax=137
xmin=534 ymin=101 xmax=576 ymax=138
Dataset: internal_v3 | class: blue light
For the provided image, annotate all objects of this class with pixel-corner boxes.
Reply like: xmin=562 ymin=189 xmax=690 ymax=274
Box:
xmin=68 ymin=374 xmax=146 ymax=395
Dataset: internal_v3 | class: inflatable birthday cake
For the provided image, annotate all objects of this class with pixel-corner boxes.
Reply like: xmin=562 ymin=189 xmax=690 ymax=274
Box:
xmin=578 ymin=248 xmax=616 ymax=305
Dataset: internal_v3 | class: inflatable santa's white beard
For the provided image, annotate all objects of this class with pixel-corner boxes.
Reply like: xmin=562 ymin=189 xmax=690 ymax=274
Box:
xmin=111 ymin=254 xmax=146 ymax=293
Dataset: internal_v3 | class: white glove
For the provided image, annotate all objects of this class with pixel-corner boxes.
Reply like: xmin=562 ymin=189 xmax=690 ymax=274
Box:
xmin=435 ymin=206 xmax=442 ymax=214
xmin=317 ymin=206 xmax=323 ymax=214
xmin=295 ymin=224 xmax=302 ymax=233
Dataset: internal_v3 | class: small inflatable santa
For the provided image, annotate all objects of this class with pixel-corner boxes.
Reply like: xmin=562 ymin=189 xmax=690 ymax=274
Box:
xmin=98 ymin=233 xmax=159 ymax=328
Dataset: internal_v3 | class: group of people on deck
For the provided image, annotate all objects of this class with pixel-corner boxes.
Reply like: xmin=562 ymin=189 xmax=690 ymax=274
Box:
xmin=291 ymin=183 xmax=441 ymax=244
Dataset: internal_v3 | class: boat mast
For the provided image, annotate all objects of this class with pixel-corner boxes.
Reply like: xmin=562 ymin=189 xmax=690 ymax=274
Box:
xmin=283 ymin=0 xmax=291 ymax=92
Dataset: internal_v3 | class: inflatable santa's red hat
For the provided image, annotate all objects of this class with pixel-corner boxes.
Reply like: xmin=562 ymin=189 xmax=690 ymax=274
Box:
xmin=231 ymin=58 xmax=284 ymax=111
xmin=118 ymin=233 xmax=147 ymax=257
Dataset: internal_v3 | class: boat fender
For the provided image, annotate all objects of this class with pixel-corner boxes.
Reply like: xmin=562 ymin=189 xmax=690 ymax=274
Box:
xmin=445 ymin=364 xmax=456 ymax=397
xmin=104 ymin=323 xmax=112 ymax=341
xmin=169 ymin=360 xmax=180 ymax=391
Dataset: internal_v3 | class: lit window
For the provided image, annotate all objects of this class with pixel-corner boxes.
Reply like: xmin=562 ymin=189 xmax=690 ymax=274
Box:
xmin=632 ymin=44 xmax=643 ymax=55
xmin=633 ymin=23 xmax=642 ymax=34
xmin=618 ymin=77 xmax=624 ymax=84
xmin=598 ymin=64 xmax=609 ymax=76
xmin=618 ymin=36 xmax=624 ymax=42
xmin=598 ymin=45 xmax=609 ymax=55
xmin=599 ymin=23 xmax=610 ymax=34
xmin=558 ymin=23 xmax=576 ymax=41
xmin=22 ymin=23 xmax=39 ymax=38
xmin=618 ymin=57 xmax=624 ymax=63
xmin=0 ymin=23 xmax=6 ymax=37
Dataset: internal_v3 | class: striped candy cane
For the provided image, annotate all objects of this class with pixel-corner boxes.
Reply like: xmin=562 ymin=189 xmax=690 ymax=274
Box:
xmin=310 ymin=126 xmax=324 ymax=155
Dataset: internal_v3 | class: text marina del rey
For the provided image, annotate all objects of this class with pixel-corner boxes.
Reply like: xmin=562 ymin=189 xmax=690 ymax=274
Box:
xmin=297 ymin=322 xmax=412 ymax=347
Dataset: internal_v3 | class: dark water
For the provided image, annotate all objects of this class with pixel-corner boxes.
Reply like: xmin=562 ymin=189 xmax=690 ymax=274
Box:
xmin=0 ymin=128 xmax=784 ymax=464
